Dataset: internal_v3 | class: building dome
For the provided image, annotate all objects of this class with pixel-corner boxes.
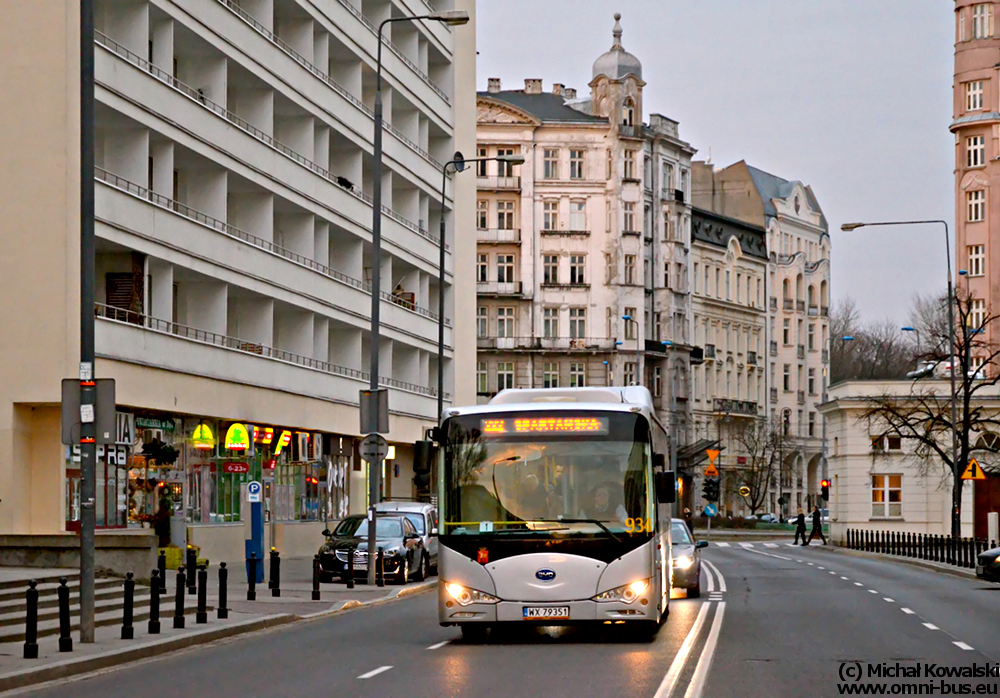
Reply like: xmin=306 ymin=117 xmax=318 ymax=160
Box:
xmin=592 ymin=13 xmax=642 ymax=81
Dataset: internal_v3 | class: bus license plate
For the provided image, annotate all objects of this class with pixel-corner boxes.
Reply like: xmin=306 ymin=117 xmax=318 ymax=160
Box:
xmin=523 ymin=606 xmax=569 ymax=620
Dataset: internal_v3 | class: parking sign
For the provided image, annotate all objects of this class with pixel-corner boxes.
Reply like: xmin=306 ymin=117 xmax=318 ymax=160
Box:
xmin=247 ymin=481 xmax=262 ymax=503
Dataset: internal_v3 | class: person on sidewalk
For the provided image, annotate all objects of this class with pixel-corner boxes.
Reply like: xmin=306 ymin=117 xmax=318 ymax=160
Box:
xmin=805 ymin=505 xmax=827 ymax=545
xmin=794 ymin=509 xmax=807 ymax=545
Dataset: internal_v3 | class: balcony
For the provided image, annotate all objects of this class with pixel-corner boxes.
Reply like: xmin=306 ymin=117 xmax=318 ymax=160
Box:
xmin=770 ymin=387 xmax=778 ymax=403
xmin=770 ymin=296 xmax=778 ymax=311
xmin=713 ymin=399 xmax=759 ymax=416
xmin=747 ymin=351 xmax=758 ymax=366
xmin=477 ymin=228 xmax=521 ymax=244
xmin=674 ymin=189 xmax=685 ymax=204
xmin=619 ymin=124 xmax=642 ymax=139
xmin=477 ymin=281 xmax=524 ymax=296
xmin=770 ymin=340 xmax=778 ymax=356
xmin=540 ymin=283 xmax=590 ymax=291
xmin=477 ymin=175 xmax=521 ymax=190
xmin=797 ymin=345 xmax=805 ymax=359
xmin=808 ymin=305 xmax=819 ymax=316
xmin=621 ymin=229 xmax=641 ymax=237
xmin=476 ymin=336 xmax=616 ymax=351
xmin=540 ymin=229 xmax=591 ymax=237
xmin=783 ymin=298 xmax=793 ymax=311
xmin=796 ymin=300 xmax=806 ymax=312
xmin=704 ymin=344 xmax=716 ymax=359
xmin=797 ymin=390 xmax=806 ymax=405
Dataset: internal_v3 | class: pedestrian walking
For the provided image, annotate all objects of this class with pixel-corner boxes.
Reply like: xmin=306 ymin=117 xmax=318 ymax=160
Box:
xmin=793 ymin=509 xmax=807 ymax=545
xmin=806 ymin=506 xmax=827 ymax=545
xmin=683 ymin=508 xmax=693 ymax=535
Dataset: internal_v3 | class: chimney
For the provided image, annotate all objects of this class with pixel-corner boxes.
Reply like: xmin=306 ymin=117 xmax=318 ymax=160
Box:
xmin=564 ymin=87 xmax=577 ymax=99
xmin=552 ymin=83 xmax=564 ymax=96
xmin=524 ymin=78 xmax=542 ymax=94
xmin=487 ymin=77 xmax=501 ymax=93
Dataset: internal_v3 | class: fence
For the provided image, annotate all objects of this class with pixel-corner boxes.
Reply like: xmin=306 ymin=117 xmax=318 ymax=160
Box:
xmin=844 ymin=528 xmax=998 ymax=570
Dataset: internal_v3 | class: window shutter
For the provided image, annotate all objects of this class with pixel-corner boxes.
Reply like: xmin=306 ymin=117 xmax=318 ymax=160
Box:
xmin=106 ymin=273 xmax=134 ymax=309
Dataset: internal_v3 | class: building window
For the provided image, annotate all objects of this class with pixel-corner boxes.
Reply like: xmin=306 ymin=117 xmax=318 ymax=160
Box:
xmin=497 ymin=307 xmax=514 ymax=337
xmin=662 ymin=162 xmax=673 ymax=192
xmin=971 ymin=298 xmax=986 ymax=330
xmin=570 ymin=200 xmax=586 ymax=230
xmin=476 ymin=361 xmax=488 ymax=394
xmin=570 ymin=362 xmax=585 ymax=387
xmin=808 ymin=411 xmax=816 ymax=437
xmin=497 ymin=200 xmax=515 ymax=229
xmin=783 ymin=364 xmax=791 ymax=392
xmin=569 ymin=308 xmax=586 ymax=338
xmin=652 ymin=366 xmax=662 ymax=397
xmin=543 ymin=201 xmax=559 ymax=230
xmin=624 ymin=361 xmax=637 ymax=386
xmin=497 ymin=362 xmax=515 ymax=391
xmin=968 ymin=190 xmax=986 ymax=222
xmin=623 ymin=150 xmax=636 ymax=180
xmin=543 ymin=255 xmax=558 ymax=284
xmin=664 ymin=262 xmax=671 ymax=289
xmin=725 ymin=270 xmax=731 ymax=300
xmin=783 ymin=318 xmax=791 ymax=345
xmin=808 ymin=367 xmax=816 ymax=395
xmin=477 ymin=307 xmax=488 ymax=337
xmin=543 ymin=307 xmax=559 ymax=338
xmin=969 ymin=244 xmax=986 ymax=276
xmin=624 ymin=307 xmax=637 ymax=339
xmin=497 ymin=148 xmax=516 ymax=176
xmin=871 ymin=474 xmax=902 ymax=518
xmin=477 ymin=254 xmax=488 ymax=283
xmin=624 ymin=255 xmax=636 ymax=285
xmin=477 ymin=200 xmax=488 ymax=229
xmin=973 ymin=3 xmax=992 ymax=39
xmin=543 ymin=149 xmax=559 ymax=179
xmin=967 ymin=80 xmax=984 ymax=111
xmin=623 ymin=202 xmax=635 ymax=232
xmin=968 ymin=135 xmax=986 ymax=167
xmin=497 ymin=254 xmax=514 ymax=283
xmin=570 ymin=255 xmax=586 ymax=284
xmin=569 ymin=150 xmax=585 ymax=179
xmin=543 ymin=362 xmax=559 ymax=388
xmin=663 ymin=211 xmax=672 ymax=241
xmin=477 ymin=147 xmax=488 ymax=176
xmin=808 ymin=323 xmax=816 ymax=351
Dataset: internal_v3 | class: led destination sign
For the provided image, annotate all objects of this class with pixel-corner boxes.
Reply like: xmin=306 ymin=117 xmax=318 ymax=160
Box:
xmin=481 ymin=417 xmax=609 ymax=435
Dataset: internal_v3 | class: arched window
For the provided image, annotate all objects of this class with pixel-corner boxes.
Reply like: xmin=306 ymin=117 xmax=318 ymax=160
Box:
xmin=820 ymin=280 xmax=829 ymax=308
xmin=795 ymin=274 xmax=804 ymax=302
xmin=782 ymin=278 xmax=791 ymax=300
xmin=976 ymin=432 xmax=1000 ymax=450
xmin=623 ymin=98 xmax=635 ymax=127
xmin=808 ymin=285 xmax=816 ymax=308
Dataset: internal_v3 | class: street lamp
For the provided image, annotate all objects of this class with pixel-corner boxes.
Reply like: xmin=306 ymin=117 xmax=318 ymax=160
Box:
xmin=366 ymin=9 xmax=469 ymax=586
xmin=841 ymin=219 xmax=959 ymax=538
xmin=901 ymin=326 xmax=921 ymax=357
xmin=603 ymin=360 xmax=611 ymax=386
xmin=622 ymin=315 xmax=640 ymax=385
xmin=436 ymin=152 xmax=524 ymax=424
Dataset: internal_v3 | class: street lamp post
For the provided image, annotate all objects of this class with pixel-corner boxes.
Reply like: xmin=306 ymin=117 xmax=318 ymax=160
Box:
xmin=622 ymin=315 xmax=640 ymax=385
xmin=366 ymin=9 xmax=468 ymax=585
xmin=841 ymin=220 xmax=959 ymax=538
xmin=901 ymin=326 xmax=922 ymax=358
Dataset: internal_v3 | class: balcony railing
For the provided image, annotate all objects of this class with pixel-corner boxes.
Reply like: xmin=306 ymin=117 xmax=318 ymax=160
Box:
xmin=770 ymin=340 xmax=778 ymax=356
xmin=769 ymin=296 xmax=778 ymax=311
xmin=477 ymin=228 xmax=521 ymax=243
xmin=770 ymin=387 xmax=778 ymax=403
xmin=96 ymin=168 xmax=448 ymax=326
xmin=797 ymin=345 xmax=805 ymax=359
xmin=477 ymin=336 xmax=617 ymax=351
xmin=477 ymin=281 xmax=523 ymax=295
xmin=797 ymin=390 xmax=806 ymax=405
xmin=796 ymin=300 xmax=806 ymax=312
xmin=619 ymin=124 xmax=642 ymax=139
xmin=96 ymin=303 xmax=447 ymax=398
xmin=808 ymin=305 xmax=819 ymax=316
xmin=621 ymin=229 xmax=641 ymax=237
xmin=783 ymin=298 xmax=793 ymax=311
xmin=540 ymin=229 xmax=591 ymax=237
xmin=477 ymin=176 xmax=521 ymax=190
xmin=96 ymin=31 xmax=439 ymax=247
xmin=713 ymin=398 xmax=758 ymax=416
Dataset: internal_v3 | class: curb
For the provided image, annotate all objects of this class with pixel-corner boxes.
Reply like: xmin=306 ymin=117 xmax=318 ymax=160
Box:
xmin=298 ymin=579 xmax=436 ymax=620
xmin=817 ymin=545 xmax=979 ymax=581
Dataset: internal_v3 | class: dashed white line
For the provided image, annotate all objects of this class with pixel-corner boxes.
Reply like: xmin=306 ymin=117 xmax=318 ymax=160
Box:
xmin=901 ymin=608 xmax=915 ymax=614
xmin=795 ymin=559 xmax=803 ymax=563
xmin=854 ymin=582 xmax=864 ymax=587
xmin=883 ymin=598 xmax=895 ymax=603
xmin=954 ymin=642 xmax=974 ymax=651
xmin=764 ymin=543 xmax=778 ymax=548
xmin=807 ymin=562 xmax=815 ymax=566
xmin=358 ymin=666 xmax=393 ymax=679
xmin=828 ymin=571 xmax=836 ymax=575
xmin=426 ymin=641 xmax=450 ymax=650
xmin=817 ymin=566 xmax=825 ymax=570
xmin=840 ymin=576 xmax=849 ymax=580
xmin=868 ymin=589 xmax=878 ymax=594
xmin=923 ymin=623 xmax=939 ymax=631
xmin=715 ymin=542 xmax=731 ymax=548
xmin=738 ymin=543 xmax=755 ymax=549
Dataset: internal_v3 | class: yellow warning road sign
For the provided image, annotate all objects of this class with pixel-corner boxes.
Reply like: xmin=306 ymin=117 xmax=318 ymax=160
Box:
xmin=706 ymin=449 xmax=720 ymax=465
xmin=704 ymin=464 xmax=720 ymax=478
xmin=961 ymin=458 xmax=986 ymax=481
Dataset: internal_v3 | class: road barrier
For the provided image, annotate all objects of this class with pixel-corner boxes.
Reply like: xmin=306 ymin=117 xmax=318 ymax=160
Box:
xmin=311 ymin=555 xmax=321 ymax=601
xmin=186 ymin=548 xmax=197 ymax=595
xmin=58 ymin=578 xmax=72 ymax=652
xmin=845 ymin=528 xmax=998 ymax=570
xmin=196 ymin=566 xmax=208 ymax=624
xmin=23 ymin=581 xmax=38 ymax=659
xmin=149 ymin=570 xmax=161 ymax=634
xmin=376 ymin=548 xmax=385 ymax=587
xmin=158 ymin=550 xmax=167 ymax=592
xmin=247 ymin=554 xmax=257 ymax=601
xmin=218 ymin=563 xmax=229 ymax=619
xmin=174 ymin=567 xmax=186 ymax=629
xmin=121 ymin=573 xmax=135 ymax=640
xmin=270 ymin=549 xmax=281 ymax=598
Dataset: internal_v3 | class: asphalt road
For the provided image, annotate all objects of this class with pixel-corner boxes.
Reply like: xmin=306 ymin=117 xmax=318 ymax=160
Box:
xmin=13 ymin=544 xmax=1000 ymax=698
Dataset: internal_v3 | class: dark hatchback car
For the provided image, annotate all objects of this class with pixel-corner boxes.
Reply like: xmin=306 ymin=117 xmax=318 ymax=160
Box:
xmin=319 ymin=514 xmax=426 ymax=584
xmin=976 ymin=546 xmax=1000 ymax=582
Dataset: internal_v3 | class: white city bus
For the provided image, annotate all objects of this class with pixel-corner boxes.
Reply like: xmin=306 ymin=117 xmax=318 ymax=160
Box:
xmin=436 ymin=386 xmax=676 ymax=641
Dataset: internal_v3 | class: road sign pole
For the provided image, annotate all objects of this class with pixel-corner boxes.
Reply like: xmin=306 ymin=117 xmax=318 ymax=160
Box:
xmin=359 ymin=434 xmax=388 ymax=586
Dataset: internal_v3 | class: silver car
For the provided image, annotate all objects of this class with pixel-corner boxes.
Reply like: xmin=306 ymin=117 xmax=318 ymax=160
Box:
xmin=374 ymin=500 xmax=438 ymax=577
xmin=671 ymin=519 xmax=708 ymax=598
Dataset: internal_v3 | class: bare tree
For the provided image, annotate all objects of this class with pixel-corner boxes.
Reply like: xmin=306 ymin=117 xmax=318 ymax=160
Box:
xmin=732 ymin=417 xmax=795 ymax=515
xmin=829 ymin=296 xmax=917 ymax=382
xmin=908 ymin=290 xmax=950 ymax=359
xmin=860 ymin=289 xmax=1000 ymax=538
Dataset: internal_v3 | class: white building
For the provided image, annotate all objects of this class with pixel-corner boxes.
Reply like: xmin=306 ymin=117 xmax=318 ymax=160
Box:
xmin=0 ymin=0 xmax=476 ymax=565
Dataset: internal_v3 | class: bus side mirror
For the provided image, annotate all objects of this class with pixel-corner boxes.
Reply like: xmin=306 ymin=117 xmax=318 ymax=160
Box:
xmin=652 ymin=453 xmax=666 ymax=469
xmin=655 ymin=471 xmax=676 ymax=504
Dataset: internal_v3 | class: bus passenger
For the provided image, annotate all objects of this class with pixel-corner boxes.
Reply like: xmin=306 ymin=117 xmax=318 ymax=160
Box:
xmin=579 ymin=483 xmax=628 ymax=522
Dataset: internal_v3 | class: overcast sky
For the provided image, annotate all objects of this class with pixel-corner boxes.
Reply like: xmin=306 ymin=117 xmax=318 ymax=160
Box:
xmin=476 ymin=1 xmax=955 ymax=323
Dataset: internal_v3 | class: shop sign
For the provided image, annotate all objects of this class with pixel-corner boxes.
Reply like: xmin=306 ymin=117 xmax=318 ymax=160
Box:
xmin=135 ymin=417 xmax=175 ymax=432
xmin=116 ymin=412 xmax=135 ymax=446
xmin=223 ymin=462 xmax=250 ymax=474
xmin=225 ymin=423 xmax=251 ymax=451
xmin=263 ymin=458 xmax=277 ymax=470
xmin=273 ymin=430 xmax=292 ymax=455
xmin=254 ymin=426 xmax=274 ymax=444
xmin=192 ymin=423 xmax=215 ymax=450
xmin=105 ymin=444 xmax=130 ymax=466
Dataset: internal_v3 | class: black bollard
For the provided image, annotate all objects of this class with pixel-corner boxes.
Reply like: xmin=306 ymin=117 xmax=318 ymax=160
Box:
xmin=312 ymin=555 xmax=321 ymax=601
xmin=121 ymin=572 xmax=135 ymax=640
xmin=148 ymin=569 xmax=161 ymax=634
xmin=247 ymin=553 xmax=257 ymax=601
xmin=376 ymin=547 xmax=385 ymax=587
xmin=174 ymin=566 xmax=186 ymax=629
xmin=58 ymin=577 xmax=72 ymax=652
xmin=346 ymin=547 xmax=355 ymax=589
xmin=218 ymin=562 xmax=229 ymax=619
xmin=187 ymin=547 xmax=197 ymax=595
xmin=158 ymin=549 xmax=167 ymax=593
xmin=270 ymin=549 xmax=281 ymax=598
xmin=23 ymin=580 xmax=38 ymax=659
xmin=196 ymin=565 xmax=208 ymax=624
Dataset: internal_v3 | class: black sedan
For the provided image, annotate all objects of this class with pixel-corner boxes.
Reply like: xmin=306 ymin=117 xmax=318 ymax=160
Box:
xmin=976 ymin=546 xmax=1000 ymax=582
xmin=319 ymin=514 xmax=426 ymax=584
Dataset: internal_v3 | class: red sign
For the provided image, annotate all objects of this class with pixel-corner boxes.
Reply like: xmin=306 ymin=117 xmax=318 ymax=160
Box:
xmin=477 ymin=547 xmax=489 ymax=564
xmin=263 ymin=458 xmax=277 ymax=470
xmin=223 ymin=462 xmax=250 ymax=474
xmin=736 ymin=457 xmax=747 ymax=465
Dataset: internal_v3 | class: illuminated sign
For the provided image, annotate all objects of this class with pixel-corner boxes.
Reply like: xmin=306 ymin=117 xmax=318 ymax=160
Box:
xmin=273 ymin=430 xmax=292 ymax=455
xmin=225 ymin=423 xmax=251 ymax=451
xmin=386 ymin=445 xmax=396 ymax=460
xmin=223 ymin=462 xmax=250 ymax=474
xmin=191 ymin=423 xmax=215 ymax=450
xmin=480 ymin=417 xmax=609 ymax=435
xmin=254 ymin=426 xmax=274 ymax=444
xmin=263 ymin=458 xmax=277 ymax=470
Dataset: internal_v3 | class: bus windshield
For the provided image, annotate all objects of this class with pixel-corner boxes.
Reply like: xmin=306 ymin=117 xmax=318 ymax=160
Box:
xmin=442 ymin=411 xmax=652 ymax=536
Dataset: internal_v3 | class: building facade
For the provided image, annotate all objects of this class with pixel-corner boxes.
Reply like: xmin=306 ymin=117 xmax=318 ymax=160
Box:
xmin=0 ymin=0 xmax=475 ymax=564
xmin=473 ymin=15 xmax=696 ymax=466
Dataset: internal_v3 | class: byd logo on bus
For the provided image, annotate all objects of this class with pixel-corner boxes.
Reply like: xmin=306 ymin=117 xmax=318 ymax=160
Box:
xmin=535 ymin=568 xmax=556 ymax=581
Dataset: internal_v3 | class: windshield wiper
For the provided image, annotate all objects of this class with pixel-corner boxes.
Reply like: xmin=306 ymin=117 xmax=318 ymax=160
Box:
xmin=538 ymin=518 xmax=622 ymax=544
xmin=491 ymin=523 xmax=570 ymax=534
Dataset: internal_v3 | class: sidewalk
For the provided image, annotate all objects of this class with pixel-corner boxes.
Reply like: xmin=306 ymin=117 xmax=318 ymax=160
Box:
xmin=0 ymin=559 xmax=435 ymax=693
xmin=815 ymin=545 xmax=979 ymax=581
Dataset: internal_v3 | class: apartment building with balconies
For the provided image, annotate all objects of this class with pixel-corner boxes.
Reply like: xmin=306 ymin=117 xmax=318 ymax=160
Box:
xmin=0 ymin=0 xmax=475 ymax=564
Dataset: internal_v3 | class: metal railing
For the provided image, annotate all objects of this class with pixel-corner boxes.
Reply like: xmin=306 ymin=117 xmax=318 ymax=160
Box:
xmin=96 ymin=303 xmax=446 ymax=399
xmin=797 ymin=390 xmax=805 ymax=405
xmin=769 ymin=296 xmax=778 ymax=311
xmin=797 ymin=344 xmax=805 ymax=359
xmin=783 ymin=298 xmax=793 ymax=311
xmin=477 ymin=176 xmax=520 ymax=190
xmin=476 ymin=228 xmax=521 ymax=243
xmin=808 ymin=305 xmax=819 ymax=316
xmin=477 ymin=281 xmax=523 ymax=295
xmin=540 ymin=229 xmax=591 ymax=237
xmin=844 ymin=529 xmax=997 ymax=570
xmin=478 ymin=336 xmax=616 ymax=350
xmin=796 ymin=300 xmax=806 ymax=312
xmin=769 ymin=340 xmax=778 ymax=356
xmin=212 ymin=0 xmax=444 ymax=168
xmin=770 ymin=387 xmax=778 ymax=403
xmin=619 ymin=124 xmax=642 ymax=139
xmin=96 ymin=167 xmax=448 ymax=325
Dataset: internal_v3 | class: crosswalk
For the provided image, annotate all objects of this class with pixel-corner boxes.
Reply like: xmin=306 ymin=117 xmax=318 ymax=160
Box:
xmin=711 ymin=541 xmax=802 ymax=549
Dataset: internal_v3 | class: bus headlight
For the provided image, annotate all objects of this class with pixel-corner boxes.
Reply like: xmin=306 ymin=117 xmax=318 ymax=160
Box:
xmin=445 ymin=583 xmax=499 ymax=606
xmin=672 ymin=555 xmax=693 ymax=570
xmin=592 ymin=579 xmax=648 ymax=604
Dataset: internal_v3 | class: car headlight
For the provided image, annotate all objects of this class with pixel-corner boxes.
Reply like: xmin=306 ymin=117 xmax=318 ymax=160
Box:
xmin=592 ymin=579 xmax=648 ymax=604
xmin=445 ymin=583 xmax=500 ymax=606
xmin=672 ymin=555 xmax=693 ymax=570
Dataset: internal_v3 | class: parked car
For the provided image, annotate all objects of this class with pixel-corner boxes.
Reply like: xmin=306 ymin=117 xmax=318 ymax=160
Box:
xmin=318 ymin=514 xmax=426 ymax=584
xmin=976 ymin=546 xmax=1000 ymax=582
xmin=757 ymin=513 xmax=780 ymax=524
xmin=671 ymin=518 xmax=709 ymax=597
xmin=374 ymin=500 xmax=438 ymax=575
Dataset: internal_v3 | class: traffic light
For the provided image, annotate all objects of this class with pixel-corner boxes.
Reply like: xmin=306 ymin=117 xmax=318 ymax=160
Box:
xmin=413 ymin=440 xmax=434 ymax=490
xmin=820 ymin=479 xmax=830 ymax=501
xmin=702 ymin=477 xmax=719 ymax=502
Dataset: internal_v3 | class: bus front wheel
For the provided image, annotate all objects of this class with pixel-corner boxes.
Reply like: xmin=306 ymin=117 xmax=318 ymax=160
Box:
xmin=633 ymin=621 xmax=661 ymax=641
xmin=460 ymin=624 xmax=489 ymax=643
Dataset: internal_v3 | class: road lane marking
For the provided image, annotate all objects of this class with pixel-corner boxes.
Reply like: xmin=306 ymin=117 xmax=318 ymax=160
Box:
xmin=653 ymin=602 xmax=711 ymax=698
xmin=764 ymin=543 xmax=778 ymax=548
xmin=840 ymin=576 xmax=849 ymax=580
xmin=829 ymin=571 xmax=836 ymax=575
xmin=745 ymin=548 xmax=792 ymax=561
xmin=818 ymin=566 xmax=825 ymax=569
xmin=883 ymin=598 xmax=895 ymax=603
xmin=854 ymin=582 xmax=863 ymax=586
xmin=358 ymin=666 xmax=393 ymax=679
xmin=715 ymin=542 xmax=731 ymax=548
xmin=954 ymin=642 xmax=974 ymax=651
xmin=923 ymin=623 xmax=939 ymax=630
xmin=738 ymin=543 xmax=754 ymax=548
xmin=683 ymin=602 xmax=726 ymax=698
xmin=901 ymin=608 xmax=915 ymax=614
xmin=868 ymin=589 xmax=878 ymax=594
xmin=703 ymin=561 xmax=716 ymax=593
xmin=426 ymin=641 xmax=449 ymax=650
xmin=807 ymin=562 xmax=814 ymax=566
xmin=702 ymin=559 xmax=728 ymax=592
xmin=795 ymin=559 xmax=803 ymax=563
